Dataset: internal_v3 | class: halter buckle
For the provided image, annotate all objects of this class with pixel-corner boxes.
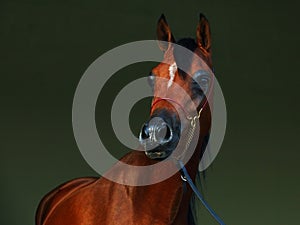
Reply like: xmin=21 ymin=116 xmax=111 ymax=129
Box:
xmin=180 ymin=174 xmax=187 ymax=182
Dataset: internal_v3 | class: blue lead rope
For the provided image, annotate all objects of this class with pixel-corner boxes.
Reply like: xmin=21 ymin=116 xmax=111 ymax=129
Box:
xmin=178 ymin=160 xmax=226 ymax=225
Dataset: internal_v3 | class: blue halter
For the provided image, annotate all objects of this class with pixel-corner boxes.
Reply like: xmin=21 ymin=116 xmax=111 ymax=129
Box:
xmin=178 ymin=160 xmax=226 ymax=225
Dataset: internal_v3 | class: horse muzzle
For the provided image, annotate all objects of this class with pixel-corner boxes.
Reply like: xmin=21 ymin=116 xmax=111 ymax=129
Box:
xmin=139 ymin=116 xmax=179 ymax=159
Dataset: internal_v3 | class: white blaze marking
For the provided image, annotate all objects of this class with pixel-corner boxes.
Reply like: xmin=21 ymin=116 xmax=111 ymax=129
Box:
xmin=167 ymin=62 xmax=177 ymax=88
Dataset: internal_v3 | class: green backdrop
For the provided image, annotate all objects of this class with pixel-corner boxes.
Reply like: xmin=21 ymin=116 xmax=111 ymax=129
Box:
xmin=1 ymin=0 xmax=299 ymax=224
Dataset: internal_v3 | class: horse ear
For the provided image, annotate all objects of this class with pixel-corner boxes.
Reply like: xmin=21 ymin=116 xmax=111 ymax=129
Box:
xmin=196 ymin=13 xmax=211 ymax=53
xmin=157 ymin=14 xmax=175 ymax=52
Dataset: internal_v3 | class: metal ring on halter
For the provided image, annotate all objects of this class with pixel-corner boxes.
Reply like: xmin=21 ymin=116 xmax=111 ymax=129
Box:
xmin=180 ymin=174 xmax=187 ymax=182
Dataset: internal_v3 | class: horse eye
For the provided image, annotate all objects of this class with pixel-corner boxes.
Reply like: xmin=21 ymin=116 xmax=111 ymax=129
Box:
xmin=199 ymin=77 xmax=209 ymax=87
xmin=193 ymin=71 xmax=210 ymax=94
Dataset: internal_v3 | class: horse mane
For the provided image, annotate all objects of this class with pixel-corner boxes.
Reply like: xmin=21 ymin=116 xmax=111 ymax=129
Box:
xmin=176 ymin=38 xmax=198 ymax=52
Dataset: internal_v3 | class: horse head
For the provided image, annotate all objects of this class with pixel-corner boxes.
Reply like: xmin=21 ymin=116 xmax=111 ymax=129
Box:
xmin=139 ymin=14 xmax=214 ymax=161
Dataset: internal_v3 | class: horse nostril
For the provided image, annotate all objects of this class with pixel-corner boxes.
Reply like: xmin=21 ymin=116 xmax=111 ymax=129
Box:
xmin=156 ymin=124 xmax=172 ymax=143
xmin=165 ymin=125 xmax=172 ymax=141
xmin=140 ymin=123 xmax=150 ymax=140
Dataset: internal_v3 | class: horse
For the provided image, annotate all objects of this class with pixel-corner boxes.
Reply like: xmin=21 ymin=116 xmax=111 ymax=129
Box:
xmin=36 ymin=13 xmax=223 ymax=225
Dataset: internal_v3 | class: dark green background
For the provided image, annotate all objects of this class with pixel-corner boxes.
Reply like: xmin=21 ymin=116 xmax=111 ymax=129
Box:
xmin=1 ymin=0 xmax=299 ymax=224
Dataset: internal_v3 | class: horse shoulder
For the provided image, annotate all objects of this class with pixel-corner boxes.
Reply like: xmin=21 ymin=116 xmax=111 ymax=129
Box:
xmin=35 ymin=177 xmax=98 ymax=225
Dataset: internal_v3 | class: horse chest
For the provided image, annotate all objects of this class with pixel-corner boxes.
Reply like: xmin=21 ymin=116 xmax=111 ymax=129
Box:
xmin=100 ymin=180 xmax=185 ymax=225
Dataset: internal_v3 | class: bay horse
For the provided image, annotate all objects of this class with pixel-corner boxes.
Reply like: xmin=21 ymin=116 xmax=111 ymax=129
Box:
xmin=36 ymin=14 xmax=224 ymax=225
